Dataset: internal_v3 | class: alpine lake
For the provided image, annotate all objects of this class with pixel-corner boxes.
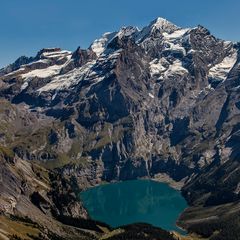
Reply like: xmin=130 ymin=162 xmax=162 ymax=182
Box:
xmin=80 ymin=179 xmax=187 ymax=232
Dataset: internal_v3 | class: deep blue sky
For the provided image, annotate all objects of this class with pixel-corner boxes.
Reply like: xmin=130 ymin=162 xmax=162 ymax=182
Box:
xmin=1 ymin=0 xmax=240 ymax=67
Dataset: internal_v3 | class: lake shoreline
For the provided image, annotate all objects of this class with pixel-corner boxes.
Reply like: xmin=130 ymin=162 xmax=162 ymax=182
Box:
xmin=82 ymin=173 xmax=186 ymax=192
xmin=150 ymin=173 xmax=186 ymax=191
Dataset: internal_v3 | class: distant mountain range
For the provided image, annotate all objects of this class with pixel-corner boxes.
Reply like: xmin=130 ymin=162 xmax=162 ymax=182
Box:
xmin=0 ymin=17 xmax=240 ymax=240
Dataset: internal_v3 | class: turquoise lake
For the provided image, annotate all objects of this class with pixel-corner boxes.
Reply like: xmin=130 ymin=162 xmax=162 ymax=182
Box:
xmin=80 ymin=180 xmax=187 ymax=232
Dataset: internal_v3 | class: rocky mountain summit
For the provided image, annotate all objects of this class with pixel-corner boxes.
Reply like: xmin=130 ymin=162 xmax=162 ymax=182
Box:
xmin=0 ymin=17 xmax=240 ymax=239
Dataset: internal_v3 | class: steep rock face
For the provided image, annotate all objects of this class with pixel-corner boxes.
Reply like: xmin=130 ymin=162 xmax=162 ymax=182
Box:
xmin=0 ymin=18 xmax=240 ymax=211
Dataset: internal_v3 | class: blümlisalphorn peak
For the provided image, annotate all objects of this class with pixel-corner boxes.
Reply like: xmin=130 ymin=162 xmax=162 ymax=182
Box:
xmin=0 ymin=4 xmax=240 ymax=240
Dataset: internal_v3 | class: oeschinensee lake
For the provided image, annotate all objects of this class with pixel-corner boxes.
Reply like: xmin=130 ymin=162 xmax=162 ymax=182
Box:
xmin=80 ymin=180 xmax=187 ymax=232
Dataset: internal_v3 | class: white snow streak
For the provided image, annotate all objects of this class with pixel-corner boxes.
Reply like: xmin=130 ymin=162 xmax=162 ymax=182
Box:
xmin=209 ymin=50 xmax=238 ymax=81
xmin=38 ymin=60 xmax=97 ymax=92
xmin=21 ymin=65 xmax=63 ymax=79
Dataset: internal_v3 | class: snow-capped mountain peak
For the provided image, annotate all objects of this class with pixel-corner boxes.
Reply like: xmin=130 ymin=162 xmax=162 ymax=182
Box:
xmin=135 ymin=17 xmax=180 ymax=43
xmin=117 ymin=26 xmax=139 ymax=39
xmin=91 ymin=17 xmax=180 ymax=56
xmin=151 ymin=17 xmax=180 ymax=33
xmin=90 ymin=32 xmax=117 ymax=56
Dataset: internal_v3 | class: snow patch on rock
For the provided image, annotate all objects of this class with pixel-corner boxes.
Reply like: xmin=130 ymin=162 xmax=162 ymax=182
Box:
xmin=41 ymin=50 xmax=71 ymax=59
xmin=90 ymin=32 xmax=117 ymax=56
xmin=208 ymin=50 xmax=238 ymax=81
xmin=117 ymin=26 xmax=139 ymax=39
xmin=162 ymin=28 xmax=190 ymax=40
xmin=149 ymin=58 xmax=167 ymax=76
xmin=164 ymin=59 xmax=188 ymax=77
xmin=38 ymin=60 xmax=97 ymax=92
xmin=21 ymin=64 xmax=63 ymax=79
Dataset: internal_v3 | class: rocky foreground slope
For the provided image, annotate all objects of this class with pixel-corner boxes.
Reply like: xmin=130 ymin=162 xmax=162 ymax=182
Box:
xmin=0 ymin=17 xmax=240 ymax=239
